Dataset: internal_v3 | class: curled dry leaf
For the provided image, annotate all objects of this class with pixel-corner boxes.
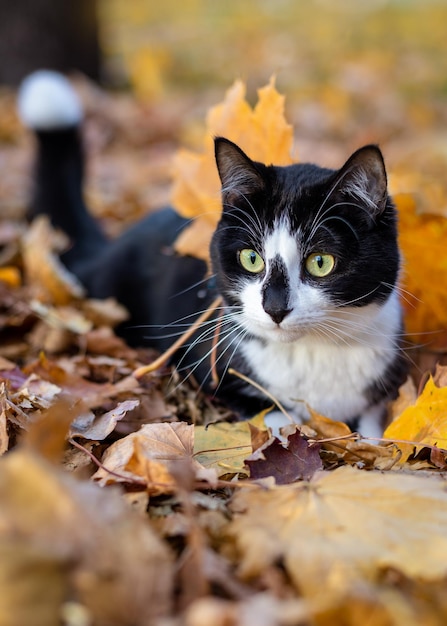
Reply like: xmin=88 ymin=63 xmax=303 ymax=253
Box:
xmin=22 ymin=216 xmax=85 ymax=305
xmin=171 ymin=78 xmax=294 ymax=261
xmin=70 ymin=399 xmax=140 ymax=440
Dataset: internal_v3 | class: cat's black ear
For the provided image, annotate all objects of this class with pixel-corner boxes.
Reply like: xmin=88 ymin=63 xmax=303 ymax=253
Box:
xmin=337 ymin=145 xmax=388 ymax=218
xmin=215 ymin=137 xmax=265 ymax=204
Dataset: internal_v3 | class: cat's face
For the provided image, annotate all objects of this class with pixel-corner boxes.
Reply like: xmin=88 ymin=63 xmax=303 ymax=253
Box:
xmin=211 ymin=138 xmax=400 ymax=344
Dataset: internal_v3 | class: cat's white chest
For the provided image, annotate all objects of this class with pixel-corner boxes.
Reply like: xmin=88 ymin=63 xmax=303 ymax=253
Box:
xmin=241 ymin=336 xmax=384 ymax=421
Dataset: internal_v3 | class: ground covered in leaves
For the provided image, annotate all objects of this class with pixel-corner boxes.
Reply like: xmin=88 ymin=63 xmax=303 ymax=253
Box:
xmin=2 ymin=2 xmax=447 ymax=625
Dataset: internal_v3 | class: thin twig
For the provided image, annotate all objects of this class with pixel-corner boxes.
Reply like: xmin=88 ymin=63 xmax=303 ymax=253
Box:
xmin=210 ymin=307 xmax=224 ymax=387
xmin=69 ymin=438 xmax=146 ymax=485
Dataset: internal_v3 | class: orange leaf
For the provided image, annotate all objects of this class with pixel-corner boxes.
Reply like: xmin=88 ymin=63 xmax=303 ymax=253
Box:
xmin=171 ymin=78 xmax=294 ymax=261
xmin=392 ymin=190 xmax=447 ymax=344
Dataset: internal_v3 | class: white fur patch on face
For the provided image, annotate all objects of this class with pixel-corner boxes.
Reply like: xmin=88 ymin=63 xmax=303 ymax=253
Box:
xmin=238 ymin=216 xmax=331 ymax=342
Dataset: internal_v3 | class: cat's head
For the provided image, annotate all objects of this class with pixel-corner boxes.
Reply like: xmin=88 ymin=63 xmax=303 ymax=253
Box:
xmin=210 ymin=137 xmax=400 ymax=343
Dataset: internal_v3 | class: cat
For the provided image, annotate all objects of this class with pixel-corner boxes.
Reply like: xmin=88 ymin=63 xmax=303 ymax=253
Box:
xmin=18 ymin=70 xmax=408 ymax=438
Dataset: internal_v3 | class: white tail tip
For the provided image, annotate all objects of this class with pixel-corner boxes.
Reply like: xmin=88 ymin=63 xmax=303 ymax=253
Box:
xmin=18 ymin=70 xmax=83 ymax=130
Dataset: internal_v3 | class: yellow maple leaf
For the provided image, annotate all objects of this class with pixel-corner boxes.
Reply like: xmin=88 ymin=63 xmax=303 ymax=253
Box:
xmin=228 ymin=465 xmax=447 ymax=607
xmin=383 ymin=376 xmax=447 ymax=462
xmin=171 ymin=78 xmax=295 ymax=261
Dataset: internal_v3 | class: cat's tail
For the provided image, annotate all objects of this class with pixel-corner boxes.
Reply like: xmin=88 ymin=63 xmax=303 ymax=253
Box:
xmin=18 ymin=70 xmax=107 ymax=271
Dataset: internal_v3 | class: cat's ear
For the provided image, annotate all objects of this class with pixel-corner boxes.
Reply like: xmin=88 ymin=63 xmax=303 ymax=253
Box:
xmin=336 ymin=145 xmax=388 ymax=217
xmin=214 ymin=137 xmax=265 ymax=203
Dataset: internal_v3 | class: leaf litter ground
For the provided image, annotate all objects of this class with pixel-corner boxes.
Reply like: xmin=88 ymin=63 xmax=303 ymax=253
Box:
xmin=2 ymin=51 xmax=447 ymax=626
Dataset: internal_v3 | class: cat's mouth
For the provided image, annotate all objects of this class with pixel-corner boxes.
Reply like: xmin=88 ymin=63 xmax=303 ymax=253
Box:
xmin=246 ymin=317 xmax=316 ymax=343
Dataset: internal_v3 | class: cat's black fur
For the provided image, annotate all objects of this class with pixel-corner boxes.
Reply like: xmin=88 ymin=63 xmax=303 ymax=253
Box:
xmin=20 ymin=72 xmax=408 ymax=434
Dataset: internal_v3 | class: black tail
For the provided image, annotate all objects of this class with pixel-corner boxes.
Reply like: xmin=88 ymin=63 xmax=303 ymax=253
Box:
xmin=18 ymin=70 xmax=107 ymax=273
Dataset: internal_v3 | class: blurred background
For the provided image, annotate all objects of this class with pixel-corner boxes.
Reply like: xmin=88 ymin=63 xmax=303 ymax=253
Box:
xmin=2 ymin=0 xmax=447 ymax=210
xmin=1 ymin=0 xmax=447 ymax=347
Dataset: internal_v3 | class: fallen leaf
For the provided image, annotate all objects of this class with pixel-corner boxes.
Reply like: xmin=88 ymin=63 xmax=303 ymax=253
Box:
xmin=0 ymin=541 xmax=69 ymax=626
xmin=393 ymin=191 xmax=447 ymax=343
xmin=384 ymin=376 xmax=447 ymax=462
xmin=30 ymin=300 xmax=92 ymax=334
xmin=194 ymin=420 xmax=254 ymax=478
xmin=245 ymin=431 xmax=322 ymax=483
xmin=24 ymin=397 xmax=82 ymax=462
xmin=0 ymin=266 xmax=21 ymax=288
xmin=228 ymin=466 xmax=447 ymax=607
xmin=70 ymin=399 xmax=140 ymax=440
xmin=21 ymin=216 xmax=85 ymax=305
xmin=93 ymin=422 xmax=217 ymax=493
xmin=306 ymin=409 xmax=397 ymax=469
xmin=81 ymin=297 xmax=129 ymax=327
xmin=0 ymin=449 xmax=173 ymax=624
xmin=24 ymin=354 xmax=139 ymax=409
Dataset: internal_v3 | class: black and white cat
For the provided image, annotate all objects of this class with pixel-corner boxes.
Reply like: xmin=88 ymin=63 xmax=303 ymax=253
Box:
xmin=18 ymin=71 xmax=408 ymax=437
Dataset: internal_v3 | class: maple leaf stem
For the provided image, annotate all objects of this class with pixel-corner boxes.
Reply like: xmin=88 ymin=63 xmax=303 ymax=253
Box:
xmin=228 ymin=368 xmax=295 ymax=424
xmin=133 ymin=296 xmax=223 ymax=378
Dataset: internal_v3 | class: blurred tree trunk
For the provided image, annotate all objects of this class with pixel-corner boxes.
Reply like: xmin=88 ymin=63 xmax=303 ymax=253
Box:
xmin=0 ymin=0 xmax=101 ymax=85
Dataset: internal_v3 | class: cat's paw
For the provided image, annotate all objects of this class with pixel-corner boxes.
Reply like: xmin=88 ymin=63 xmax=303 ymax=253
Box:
xmin=264 ymin=410 xmax=298 ymax=440
xmin=356 ymin=405 xmax=385 ymax=441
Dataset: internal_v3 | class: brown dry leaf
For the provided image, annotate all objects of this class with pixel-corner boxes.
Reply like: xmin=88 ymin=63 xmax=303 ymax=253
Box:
xmin=433 ymin=363 xmax=447 ymax=387
xmin=22 ymin=216 xmax=85 ymax=305
xmin=245 ymin=431 xmax=322 ymax=483
xmin=81 ymin=297 xmax=129 ymax=327
xmin=94 ymin=422 xmax=217 ymax=493
xmin=306 ymin=409 xmax=396 ymax=468
xmin=82 ymin=326 xmax=139 ymax=359
xmin=0 ymin=540 xmax=69 ymax=626
xmin=29 ymin=300 xmax=92 ymax=334
xmin=227 ymin=466 xmax=447 ymax=615
xmin=24 ymin=354 xmax=139 ymax=409
xmin=70 ymin=399 xmax=139 ymax=440
xmin=172 ymin=78 xmax=294 ymax=261
xmin=24 ymin=397 xmax=81 ymax=463
xmin=0 ymin=449 xmax=173 ymax=625
xmin=384 ymin=376 xmax=447 ymax=463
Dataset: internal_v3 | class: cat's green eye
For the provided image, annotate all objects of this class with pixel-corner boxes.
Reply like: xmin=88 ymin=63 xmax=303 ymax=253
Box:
xmin=239 ymin=249 xmax=265 ymax=273
xmin=305 ymin=253 xmax=335 ymax=277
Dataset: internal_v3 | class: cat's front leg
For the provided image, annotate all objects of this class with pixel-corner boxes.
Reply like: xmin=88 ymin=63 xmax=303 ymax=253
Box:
xmin=356 ymin=404 xmax=386 ymax=441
